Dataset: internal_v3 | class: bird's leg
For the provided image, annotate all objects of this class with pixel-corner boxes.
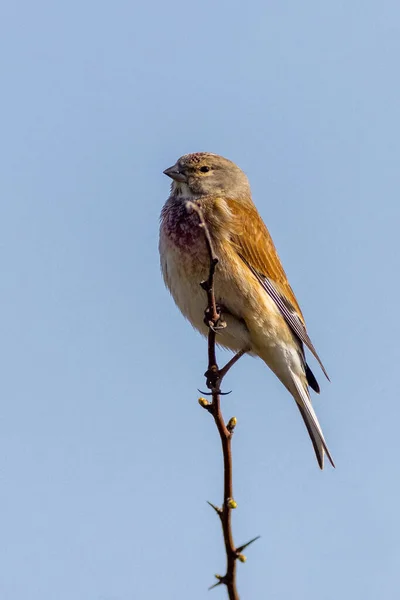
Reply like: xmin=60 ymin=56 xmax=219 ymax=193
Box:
xmin=219 ymin=348 xmax=248 ymax=379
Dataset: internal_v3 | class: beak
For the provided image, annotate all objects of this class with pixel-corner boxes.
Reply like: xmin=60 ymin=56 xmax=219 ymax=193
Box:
xmin=163 ymin=164 xmax=187 ymax=183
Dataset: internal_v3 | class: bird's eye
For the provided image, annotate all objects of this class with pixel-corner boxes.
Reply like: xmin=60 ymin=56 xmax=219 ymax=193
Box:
xmin=199 ymin=166 xmax=210 ymax=173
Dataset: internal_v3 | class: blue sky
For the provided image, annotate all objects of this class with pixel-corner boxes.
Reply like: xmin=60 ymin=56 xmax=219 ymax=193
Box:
xmin=1 ymin=1 xmax=399 ymax=599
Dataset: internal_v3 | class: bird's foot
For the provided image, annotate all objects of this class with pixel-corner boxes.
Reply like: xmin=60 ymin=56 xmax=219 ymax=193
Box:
xmin=204 ymin=365 xmax=221 ymax=390
xmin=203 ymin=304 xmax=227 ymax=331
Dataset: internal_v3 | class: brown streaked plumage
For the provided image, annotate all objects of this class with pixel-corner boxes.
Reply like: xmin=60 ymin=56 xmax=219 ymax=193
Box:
xmin=159 ymin=152 xmax=334 ymax=469
xmin=225 ymin=198 xmax=303 ymax=314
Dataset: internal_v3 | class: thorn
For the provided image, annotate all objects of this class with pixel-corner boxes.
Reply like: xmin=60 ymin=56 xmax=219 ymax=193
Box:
xmin=236 ymin=535 xmax=261 ymax=554
xmin=198 ymin=388 xmax=232 ymax=397
xmin=208 ymin=581 xmax=222 ymax=590
xmin=227 ymin=498 xmax=238 ymax=509
xmin=207 ymin=501 xmax=222 ymax=515
xmin=197 ymin=389 xmax=213 ymax=396
xmin=208 ymin=575 xmax=225 ymax=590
xmin=227 ymin=416 xmax=237 ymax=432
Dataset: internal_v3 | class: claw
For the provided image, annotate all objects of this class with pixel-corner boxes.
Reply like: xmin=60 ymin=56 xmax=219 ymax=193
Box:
xmin=203 ymin=304 xmax=226 ymax=331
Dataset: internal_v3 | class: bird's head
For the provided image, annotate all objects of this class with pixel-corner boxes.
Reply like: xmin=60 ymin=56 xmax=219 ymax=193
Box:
xmin=163 ymin=152 xmax=250 ymax=198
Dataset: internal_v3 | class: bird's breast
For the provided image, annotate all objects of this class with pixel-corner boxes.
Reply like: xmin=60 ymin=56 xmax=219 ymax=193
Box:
xmin=160 ymin=198 xmax=208 ymax=256
xmin=160 ymin=196 xmax=209 ymax=288
xmin=160 ymin=197 xmax=218 ymax=336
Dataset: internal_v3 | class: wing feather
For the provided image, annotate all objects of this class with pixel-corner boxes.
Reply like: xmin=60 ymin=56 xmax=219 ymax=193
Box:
xmin=226 ymin=198 xmax=329 ymax=380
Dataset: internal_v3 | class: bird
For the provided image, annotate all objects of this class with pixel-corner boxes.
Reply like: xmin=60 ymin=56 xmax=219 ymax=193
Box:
xmin=159 ymin=152 xmax=334 ymax=469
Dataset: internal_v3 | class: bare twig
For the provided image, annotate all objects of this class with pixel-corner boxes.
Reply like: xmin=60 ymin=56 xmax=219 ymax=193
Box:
xmin=187 ymin=201 xmax=258 ymax=600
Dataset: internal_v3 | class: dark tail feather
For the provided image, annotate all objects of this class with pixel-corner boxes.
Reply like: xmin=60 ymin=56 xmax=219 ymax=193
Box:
xmin=305 ymin=363 xmax=320 ymax=394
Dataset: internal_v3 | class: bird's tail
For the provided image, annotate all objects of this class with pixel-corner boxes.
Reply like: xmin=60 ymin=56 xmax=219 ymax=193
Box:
xmin=291 ymin=372 xmax=335 ymax=469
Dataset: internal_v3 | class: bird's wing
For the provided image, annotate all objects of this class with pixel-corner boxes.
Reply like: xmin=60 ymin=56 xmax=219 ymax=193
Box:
xmin=226 ymin=198 xmax=329 ymax=380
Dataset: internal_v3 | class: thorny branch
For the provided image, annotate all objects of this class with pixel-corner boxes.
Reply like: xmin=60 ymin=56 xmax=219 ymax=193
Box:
xmin=187 ymin=201 xmax=259 ymax=600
